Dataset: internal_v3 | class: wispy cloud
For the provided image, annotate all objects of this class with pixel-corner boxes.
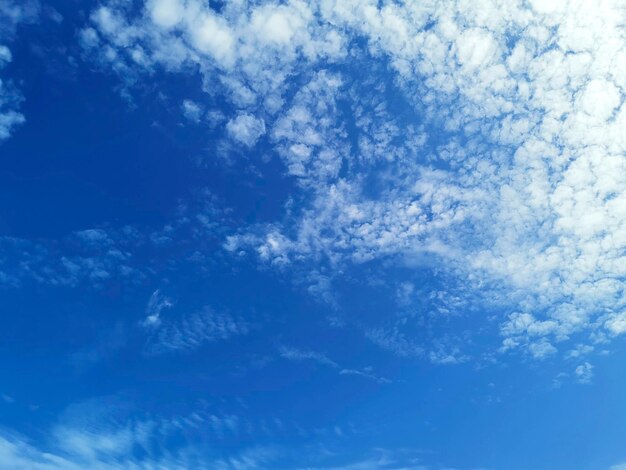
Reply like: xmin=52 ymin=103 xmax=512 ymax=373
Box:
xmin=0 ymin=397 xmax=278 ymax=470
xmin=574 ymin=362 xmax=594 ymax=384
xmin=292 ymin=446 xmax=435 ymax=470
xmin=338 ymin=367 xmax=391 ymax=385
xmin=141 ymin=289 xmax=173 ymax=328
xmin=279 ymin=346 xmax=390 ymax=384
xmin=279 ymin=346 xmax=338 ymax=368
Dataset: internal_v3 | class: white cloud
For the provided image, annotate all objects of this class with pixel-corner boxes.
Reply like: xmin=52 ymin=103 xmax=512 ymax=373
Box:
xmin=250 ymin=4 xmax=305 ymax=46
xmin=565 ymin=344 xmax=594 ymax=360
xmin=188 ymin=10 xmax=236 ymax=68
xmin=0 ymin=102 xmax=24 ymax=140
xmin=280 ymin=346 xmax=390 ymax=383
xmin=280 ymin=346 xmax=338 ymax=368
xmin=528 ymin=340 xmax=557 ymax=360
xmin=338 ymin=367 xmax=391 ymax=384
xmin=74 ymin=229 xmax=111 ymax=245
xmin=271 ymin=70 xmax=347 ymax=184
xmin=366 ymin=327 xmax=424 ymax=359
xmin=579 ymin=79 xmax=621 ymax=121
xmin=575 ymin=361 xmax=594 ymax=384
xmin=455 ymin=28 xmax=498 ymax=69
xmin=142 ymin=289 xmax=172 ymax=328
xmin=82 ymin=0 xmax=346 ymax=113
xmin=146 ymin=0 xmax=184 ymax=29
xmin=181 ymin=99 xmax=203 ymax=122
xmin=226 ymin=113 xmax=266 ymax=147
xmin=0 ymin=45 xmax=10 ymax=64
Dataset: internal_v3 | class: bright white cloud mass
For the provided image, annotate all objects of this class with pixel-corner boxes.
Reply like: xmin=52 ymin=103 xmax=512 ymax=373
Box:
xmin=80 ymin=0 xmax=626 ymax=360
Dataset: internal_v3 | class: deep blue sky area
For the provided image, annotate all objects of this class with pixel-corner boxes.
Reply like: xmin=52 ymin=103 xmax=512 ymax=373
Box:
xmin=1 ymin=1 xmax=626 ymax=469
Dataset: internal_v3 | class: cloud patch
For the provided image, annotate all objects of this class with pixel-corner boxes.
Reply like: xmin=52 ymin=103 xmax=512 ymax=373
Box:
xmin=226 ymin=113 xmax=265 ymax=147
xmin=82 ymin=0 xmax=626 ymax=363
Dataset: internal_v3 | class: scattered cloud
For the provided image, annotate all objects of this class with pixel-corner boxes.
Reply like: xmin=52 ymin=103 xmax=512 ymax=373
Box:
xmin=565 ymin=344 xmax=594 ymax=360
xmin=279 ymin=346 xmax=338 ymax=368
xmin=226 ymin=113 xmax=266 ymax=148
xmin=142 ymin=289 xmax=173 ymax=328
xmin=80 ymin=0 xmax=345 ymax=109
xmin=0 ymin=231 xmax=141 ymax=289
xmin=575 ymin=362 xmax=594 ymax=384
xmin=181 ymin=99 xmax=204 ymax=123
xmin=338 ymin=367 xmax=391 ymax=385
xmin=280 ymin=346 xmax=390 ymax=384
xmin=366 ymin=327 xmax=425 ymax=359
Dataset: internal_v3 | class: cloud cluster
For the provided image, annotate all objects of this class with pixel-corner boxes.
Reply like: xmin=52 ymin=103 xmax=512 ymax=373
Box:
xmin=83 ymin=0 xmax=626 ymax=360
xmin=0 ymin=190 xmax=228 ymax=289
xmin=80 ymin=0 xmax=344 ymax=110
xmin=0 ymin=230 xmax=143 ymax=289
xmin=234 ymin=0 xmax=626 ymax=359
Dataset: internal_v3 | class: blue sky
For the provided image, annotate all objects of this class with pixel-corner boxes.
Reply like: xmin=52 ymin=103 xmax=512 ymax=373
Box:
xmin=2 ymin=0 xmax=626 ymax=468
